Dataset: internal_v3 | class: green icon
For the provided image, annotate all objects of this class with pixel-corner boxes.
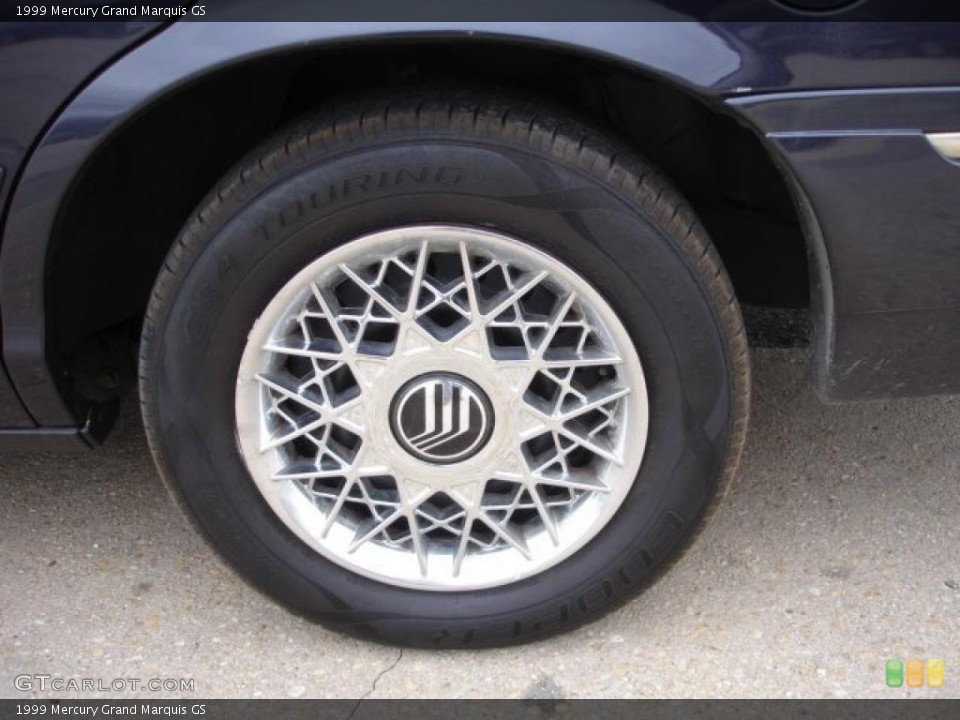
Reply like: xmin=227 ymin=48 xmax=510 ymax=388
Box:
xmin=886 ymin=659 xmax=904 ymax=687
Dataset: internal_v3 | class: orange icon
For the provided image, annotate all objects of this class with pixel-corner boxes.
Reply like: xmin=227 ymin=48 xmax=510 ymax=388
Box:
xmin=906 ymin=659 xmax=924 ymax=688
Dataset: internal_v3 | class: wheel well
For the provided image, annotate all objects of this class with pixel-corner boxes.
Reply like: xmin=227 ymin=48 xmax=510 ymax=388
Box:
xmin=47 ymin=39 xmax=809 ymax=410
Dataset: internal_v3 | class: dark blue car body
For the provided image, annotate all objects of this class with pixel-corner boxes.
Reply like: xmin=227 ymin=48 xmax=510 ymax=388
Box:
xmin=1 ymin=2 xmax=959 ymax=446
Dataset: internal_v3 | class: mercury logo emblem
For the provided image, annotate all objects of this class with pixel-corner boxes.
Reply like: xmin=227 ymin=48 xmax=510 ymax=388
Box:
xmin=390 ymin=373 xmax=495 ymax=464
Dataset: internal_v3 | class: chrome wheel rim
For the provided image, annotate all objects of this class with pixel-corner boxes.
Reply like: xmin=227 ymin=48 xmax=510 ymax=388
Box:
xmin=236 ymin=225 xmax=648 ymax=590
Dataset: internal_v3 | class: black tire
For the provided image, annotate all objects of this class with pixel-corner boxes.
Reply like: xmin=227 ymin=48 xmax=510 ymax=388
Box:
xmin=140 ymin=90 xmax=749 ymax=648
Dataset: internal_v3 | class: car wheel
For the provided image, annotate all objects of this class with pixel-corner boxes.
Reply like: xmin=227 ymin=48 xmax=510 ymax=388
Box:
xmin=139 ymin=90 xmax=749 ymax=647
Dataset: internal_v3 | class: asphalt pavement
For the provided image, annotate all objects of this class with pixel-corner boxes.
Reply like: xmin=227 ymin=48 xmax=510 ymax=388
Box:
xmin=1 ymin=349 xmax=958 ymax=699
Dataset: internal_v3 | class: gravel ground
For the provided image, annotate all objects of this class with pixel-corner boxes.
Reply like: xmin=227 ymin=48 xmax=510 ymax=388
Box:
xmin=1 ymin=349 xmax=957 ymax=699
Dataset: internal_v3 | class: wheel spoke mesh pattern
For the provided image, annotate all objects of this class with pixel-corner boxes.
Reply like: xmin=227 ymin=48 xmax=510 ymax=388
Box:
xmin=240 ymin=227 xmax=646 ymax=587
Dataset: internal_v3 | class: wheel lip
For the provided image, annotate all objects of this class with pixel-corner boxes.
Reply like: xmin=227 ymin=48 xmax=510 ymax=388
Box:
xmin=235 ymin=224 xmax=650 ymax=591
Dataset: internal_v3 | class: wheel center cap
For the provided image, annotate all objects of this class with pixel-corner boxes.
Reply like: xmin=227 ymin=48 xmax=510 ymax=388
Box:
xmin=389 ymin=372 xmax=495 ymax=465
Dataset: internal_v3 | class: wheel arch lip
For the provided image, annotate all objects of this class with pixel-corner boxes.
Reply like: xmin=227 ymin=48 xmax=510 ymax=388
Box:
xmin=0 ymin=20 xmax=758 ymax=427
xmin=2 ymin=18 xmax=916 ymax=426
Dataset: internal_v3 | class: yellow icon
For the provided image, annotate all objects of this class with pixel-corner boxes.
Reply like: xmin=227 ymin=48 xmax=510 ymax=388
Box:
xmin=906 ymin=659 xmax=924 ymax=688
xmin=927 ymin=660 xmax=945 ymax=688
